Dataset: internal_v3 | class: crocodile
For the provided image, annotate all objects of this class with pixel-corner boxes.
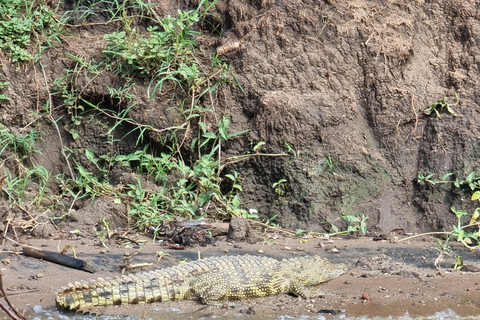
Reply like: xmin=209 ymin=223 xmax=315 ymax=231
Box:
xmin=55 ymin=254 xmax=347 ymax=311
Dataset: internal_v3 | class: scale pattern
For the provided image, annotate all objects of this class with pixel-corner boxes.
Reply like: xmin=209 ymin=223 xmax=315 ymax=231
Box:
xmin=55 ymin=254 xmax=347 ymax=311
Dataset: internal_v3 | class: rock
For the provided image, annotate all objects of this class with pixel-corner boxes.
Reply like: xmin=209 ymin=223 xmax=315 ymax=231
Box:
xmin=227 ymin=217 xmax=262 ymax=244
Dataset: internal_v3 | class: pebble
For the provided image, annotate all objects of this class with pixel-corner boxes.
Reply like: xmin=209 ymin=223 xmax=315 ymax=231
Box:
xmin=331 ymin=248 xmax=339 ymax=253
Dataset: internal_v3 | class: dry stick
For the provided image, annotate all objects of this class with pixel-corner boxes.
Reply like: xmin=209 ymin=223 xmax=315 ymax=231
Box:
xmin=32 ymin=59 xmax=41 ymax=112
xmin=92 ymin=105 xmax=188 ymax=134
xmin=397 ymin=231 xmax=451 ymax=242
xmin=248 ymin=220 xmax=298 ymax=236
xmin=176 ymin=86 xmax=197 ymax=154
xmin=398 ymin=222 xmax=480 ymax=243
xmin=5 ymin=237 xmax=96 ymax=273
xmin=219 ymin=153 xmax=290 ymax=172
xmin=0 ymin=301 xmax=25 ymax=320
xmin=39 ymin=287 xmax=51 ymax=303
xmin=0 ymin=270 xmax=27 ymax=320
xmin=393 ymin=88 xmax=418 ymax=142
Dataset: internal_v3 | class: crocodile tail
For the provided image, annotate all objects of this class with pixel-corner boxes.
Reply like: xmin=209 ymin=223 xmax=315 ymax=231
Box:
xmin=55 ymin=271 xmax=189 ymax=311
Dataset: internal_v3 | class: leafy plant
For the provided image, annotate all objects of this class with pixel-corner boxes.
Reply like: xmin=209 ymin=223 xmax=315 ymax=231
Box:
xmin=61 ymin=0 xmax=153 ymax=26
xmin=103 ymin=1 xmax=228 ymax=101
xmin=95 ymin=217 xmax=113 ymax=248
xmin=423 ymin=93 xmax=460 ymax=119
xmin=0 ymin=75 xmax=10 ymax=103
xmin=450 ymin=206 xmax=480 ymax=250
xmin=272 ymin=179 xmax=287 ymax=196
xmin=0 ymin=0 xmax=64 ymax=62
xmin=285 ymin=142 xmax=297 ymax=158
xmin=343 ymin=213 xmax=369 ymax=235
xmin=0 ymin=123 xmax=40 ymax=161
xmin=418 ymin=171 xmax=480 ymax=191
xmin=320 ymin=213 xmax=369 ymax=236
xmin=326 ymin=155 xmax=337 ymax=173
xmin=410 ymin=171 xmax=480 ymax=252
xmin=325 ymin=213 xmax=369 ymax=236
xmin=417 ymin=172 xmax=453 ymax=186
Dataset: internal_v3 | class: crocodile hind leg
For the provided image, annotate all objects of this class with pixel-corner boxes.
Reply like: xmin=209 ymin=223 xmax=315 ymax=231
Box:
xmin=288 ymin=280 xmax=324 ymax=299
xmin=189 ymin=274 xmax=231 ymax=305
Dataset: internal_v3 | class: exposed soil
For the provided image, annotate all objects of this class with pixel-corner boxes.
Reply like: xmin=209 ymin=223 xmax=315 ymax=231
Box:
xmin=2 ymin=230 xmax=480 ymax=319
xmin=2 ymin=0 xmax=480 ymax=318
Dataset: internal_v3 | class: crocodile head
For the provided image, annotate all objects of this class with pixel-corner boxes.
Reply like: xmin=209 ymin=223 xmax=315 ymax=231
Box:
xmin=283 ymin=255 xmax=347 ymax=285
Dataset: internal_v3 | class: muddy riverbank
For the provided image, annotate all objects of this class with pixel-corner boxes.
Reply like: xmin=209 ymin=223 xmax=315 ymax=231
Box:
xmin=2 ymin=233 xmax=480 ymax=319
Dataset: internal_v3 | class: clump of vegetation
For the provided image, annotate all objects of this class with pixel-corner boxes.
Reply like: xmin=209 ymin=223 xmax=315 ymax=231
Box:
xmin=43 ymin=0 xmax=277 ymax=232
xmin=409 ymin=171 xmax=480 ymax=270
xmin=272 ymin=179 xmax=287 ymax=196
xmin=0 ymin=75 xmax=10 ymax=103
xmin=321 ymin=213 xmax=369 ymax=236
xmin=0 ymin=0 xmax=363 ymax=242
xmin=103 ymin=0 xmax=230 ymax=100
xmin=0 ymin=0 xmax=63 ymax=62
xmin=423 ymin=93 xmax=460 ymax=119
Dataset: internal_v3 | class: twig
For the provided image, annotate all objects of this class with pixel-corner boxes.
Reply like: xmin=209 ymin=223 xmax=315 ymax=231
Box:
xmin=39 ymin=287 xmax=51 ymax=303
xmin=397 ymin=231 xmax=451 ymax=242
xmin=397 ymin=222 xmax=480 ymax=243
xmin=0 ymin=270 xmax=27 ymax=320
xmin=219 ymin=153 xmax=290 ymax=172
xmin=393 ymin=88 xmax=418 ymax=142
xmin=248 ymin=220 xmax=298 ymax=236
xmin=86 ymin=101 xmax=188 ymax=134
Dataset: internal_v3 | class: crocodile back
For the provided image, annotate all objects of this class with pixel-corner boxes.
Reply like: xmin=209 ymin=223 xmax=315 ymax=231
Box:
xmin=55 ymin=254 xmax=281 ymax=310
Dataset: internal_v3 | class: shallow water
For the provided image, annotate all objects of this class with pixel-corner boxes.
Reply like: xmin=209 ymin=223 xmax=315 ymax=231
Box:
xmin=3 ymin=306 xmax=479 ymax=320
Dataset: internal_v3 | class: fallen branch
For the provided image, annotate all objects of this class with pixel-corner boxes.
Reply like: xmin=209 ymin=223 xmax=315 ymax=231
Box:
xmin=5 ymin=238 xmax=96 ymax=273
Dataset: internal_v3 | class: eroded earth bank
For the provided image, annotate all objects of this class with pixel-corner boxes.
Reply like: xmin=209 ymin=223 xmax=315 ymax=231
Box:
xmin=2 ymin=0 xmax=480 ymax=319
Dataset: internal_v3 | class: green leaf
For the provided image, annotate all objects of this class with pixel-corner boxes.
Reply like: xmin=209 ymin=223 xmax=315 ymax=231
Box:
xmin=253 ymin=141 xmax=266 ymax=152
xmin=472 ymin=191 xmax=480 ymax=201
xmin=454 ymin=179 xmax=460 ymax=188
xmin=360 ymin=222 xmax=368 ymax=235
xmin=218 ymin=126 xmax=228 ymax=141
xmin=198 ymin=121 xmax=207 ymax=133
xmin=466 ymin=172 xmax=476 ymax=184
xmin=343 ymin=215 xmax=360 ymax=223
xmin=202 ymin=132 xmax=216 ymax=139
xmin=331 ymin=224 xmax=339 ymax=233
xmin=85 ymin=149 xmax=95 ymax=162
xmin=442 ymin=173 xmax=453 ymax=180
xmin=347 ymin=225 xmax=357 ymax=233
xmin=469 ymin=208 xmax=480 ymax=225
xmin=227 ymin=129 xmax=250 ymax=139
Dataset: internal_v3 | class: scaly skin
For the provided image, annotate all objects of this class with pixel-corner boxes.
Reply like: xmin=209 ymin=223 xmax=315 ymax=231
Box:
xmin=55 ymin=254 xmax=347 ymax=311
